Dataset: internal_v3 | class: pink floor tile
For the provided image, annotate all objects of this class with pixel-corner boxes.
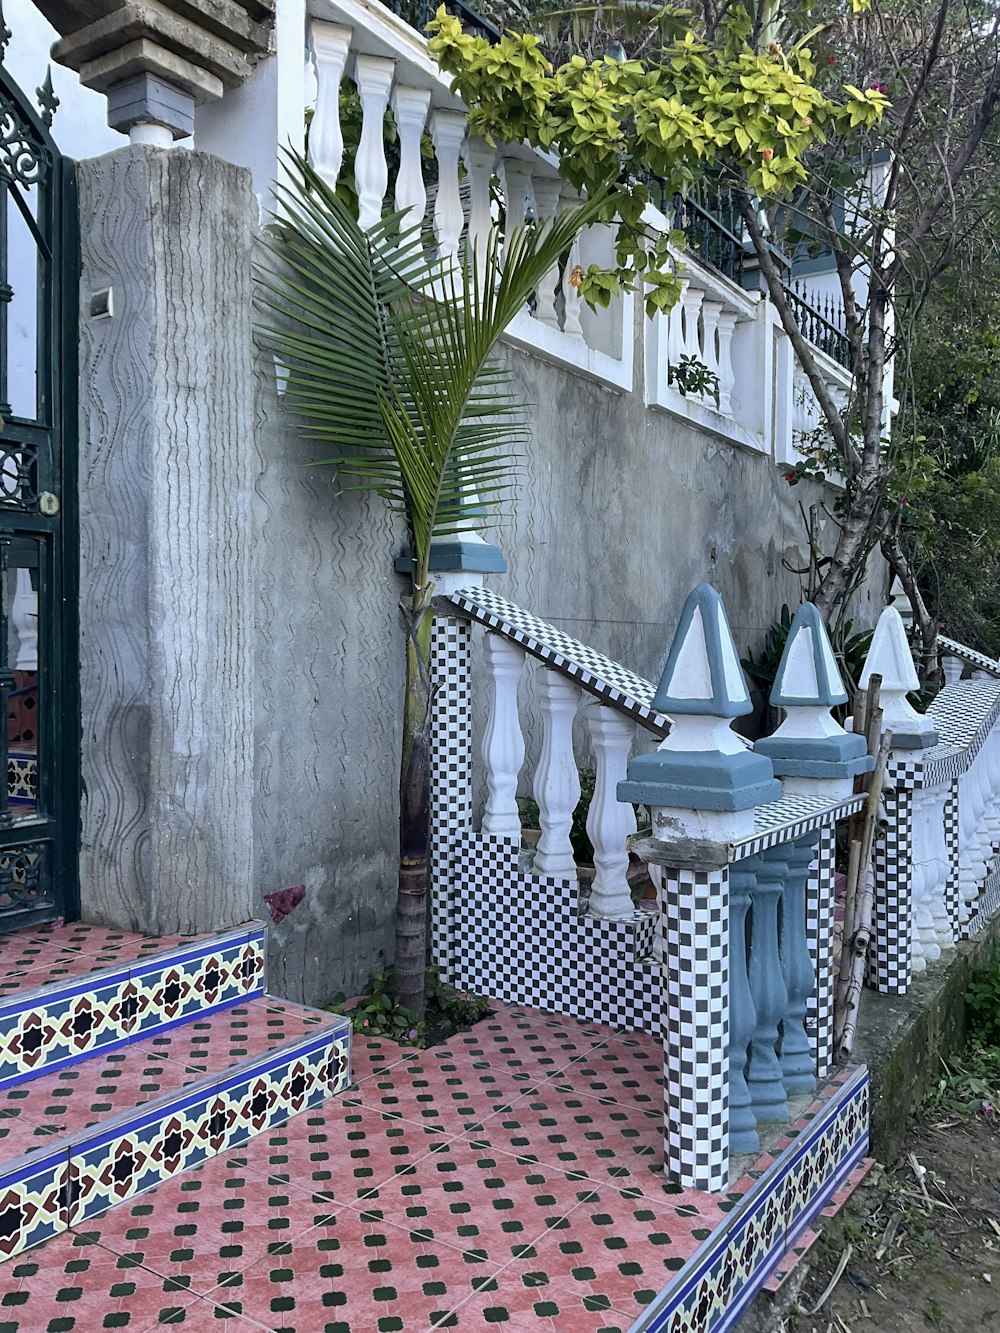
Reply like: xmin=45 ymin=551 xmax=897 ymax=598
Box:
xmin=344 ymin=1052 xmax=537 ymax=1137
xmin=428 ymin=1009 xmax=611 ymax=1082
xmin=466 ymin=1081 xmax=665 ymax=1198
xmin=227 ymin=1101 xmax=452 ymax=1207
xmin=204 ymin=1210 xmax=497 ymax=1333
xmin=0 ymin=1229 xmax=198 ymax=1331
xmin=435 ymin=1272 xmax=636 ymax=1332
xmin=553 ymin=1034 xmax=662 ymax=1112
xmin=347 ymin=1034 xmax=421 ymax=1086
xmin=354 ymin=1135 xmax=603 ymax=1266
xmin=142 ymin=1002 xmax=337 ymax=1076
xmin=72 ymin=1153 xmax=343 ymax=1292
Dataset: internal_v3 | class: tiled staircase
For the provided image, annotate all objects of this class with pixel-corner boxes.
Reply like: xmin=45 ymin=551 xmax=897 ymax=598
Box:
xmin=0 ymin=921 xmax=351 ymax=1262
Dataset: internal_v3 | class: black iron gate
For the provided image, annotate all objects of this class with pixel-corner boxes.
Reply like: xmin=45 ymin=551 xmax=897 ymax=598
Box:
xmin=0 ymin=36 xmax=79 ymax=932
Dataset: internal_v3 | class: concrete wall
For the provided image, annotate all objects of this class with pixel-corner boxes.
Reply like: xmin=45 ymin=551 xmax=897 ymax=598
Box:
xmin=75 ymin=145 xmax=886 ymax=1004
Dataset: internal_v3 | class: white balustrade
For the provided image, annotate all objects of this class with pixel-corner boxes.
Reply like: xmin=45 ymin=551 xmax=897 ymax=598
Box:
xmin=11 ymin=569 xmax=37 ymax=672
xmin=429 ymin=109 xmax=466 ymax=266
xmin=353 ymin=55 xmax=394 ymax=231
xmin=559 ymin=182 xmax=585 ymax=340
xmin=464 ymin=137 xmax=495 ymax=285
xmin=584 ymin=702 xmax=637 ymax=920
xmin=941 ymin=655 xmax=964 ymax=685
xmin=391 ymin=85 xmax=431 ymax=222
xmin=309 ymin=22 xmax=351 ymax=192
xmin=530 ymin=172 xmax=562 ymax=329
xmin=532 ymin=669 xmax=582 ymax=880
xmin=481 ymin=635 xmax=526 ymax=839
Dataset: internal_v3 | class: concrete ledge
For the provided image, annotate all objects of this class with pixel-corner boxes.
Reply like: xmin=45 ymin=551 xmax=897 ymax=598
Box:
xmin=852 ymin=908 xmax=1000 ymax=1163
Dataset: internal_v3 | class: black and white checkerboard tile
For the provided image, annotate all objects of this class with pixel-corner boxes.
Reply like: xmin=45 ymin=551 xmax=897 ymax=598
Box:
xmin=868 ymin=786 xmax=912 ymax=993
xmin=964 ymin=864 xmax=1000 ymax=937
xmin=448 ymin=830 xmax=662 ymax=1033
xmin=944 ymin=779 xmax=962 ymax=938
xmin=806 ymin=825 xmax=837 ymax=1080
xmin=937 ymin=634 xmax=1000 ymax=677
xmin=444 ymin=585 xmax=670 ymax=735
xmin=661 ymin=865 xmax=730 ymax=1192
xmin=429 ymin=614 xmax=474 ymax=982
xmin=731 ymin=792 xmax=865 ymax=862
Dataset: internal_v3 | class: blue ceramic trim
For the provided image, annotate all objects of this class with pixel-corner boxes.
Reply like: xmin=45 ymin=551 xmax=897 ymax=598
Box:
xmin=394 ymin=540 xmax=507 ymax=574
xmin=770 ymin=603 xmax=849 ymax=708
xmin=631 ymin=1067 xmax=869 ymax=1333
xmin=128 ymin=925 xmax=264 ymax=979
xmin=651 ymin=584 xmax=752 ymax=718
xmin=619 ymin=748 xmax=782 ymax=811
xmin=890 ymin=727 xmax=940 ymax=750
xmin=0 ymin=1142 xmax=68 ymax=1188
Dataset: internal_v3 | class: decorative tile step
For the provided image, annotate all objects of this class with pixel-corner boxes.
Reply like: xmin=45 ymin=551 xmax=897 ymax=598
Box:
xmin=0 ymin=1000 xmax=351 ymax=1261
xmin=0 ymin=923 xmax=266 ymax=1089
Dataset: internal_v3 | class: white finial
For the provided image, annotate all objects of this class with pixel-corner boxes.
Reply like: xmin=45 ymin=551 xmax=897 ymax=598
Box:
xmin=860 ymin=606 xmax=937 ymax=748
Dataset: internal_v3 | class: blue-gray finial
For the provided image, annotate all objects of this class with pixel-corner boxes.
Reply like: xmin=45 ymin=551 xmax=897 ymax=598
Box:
xmin=651 ymin=582 xmax=753 ymax=719
xmin=770 ymin=602 xmax=848 ymax=709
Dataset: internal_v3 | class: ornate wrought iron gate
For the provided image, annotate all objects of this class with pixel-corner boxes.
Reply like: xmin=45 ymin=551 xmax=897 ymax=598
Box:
xmin=0 ymin=40 xmax=79 ymax=932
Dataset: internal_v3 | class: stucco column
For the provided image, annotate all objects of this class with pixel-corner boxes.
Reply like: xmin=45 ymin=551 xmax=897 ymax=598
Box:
xmin=77 ymin=145 xmax=256 ymax=936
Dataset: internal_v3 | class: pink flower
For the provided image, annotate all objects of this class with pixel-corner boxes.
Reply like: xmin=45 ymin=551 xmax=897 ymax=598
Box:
xmin=784 ymin=472 xmax=797 ymax=483
xmin=900 ymin=496 xmax=909 ymax=506
xmin=869 ymin=82 xmax=888 ymax=94
xmin=827 ymin=55 xmax=837 ymax=66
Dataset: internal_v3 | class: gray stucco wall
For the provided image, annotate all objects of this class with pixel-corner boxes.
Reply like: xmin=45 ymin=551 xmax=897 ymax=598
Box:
xmin=75 ymin=146 xmax=885 ymax=1004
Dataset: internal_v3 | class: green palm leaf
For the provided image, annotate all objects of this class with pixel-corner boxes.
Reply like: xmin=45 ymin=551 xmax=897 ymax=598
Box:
xmin=258 ymin=150 xmax=609 ymax=585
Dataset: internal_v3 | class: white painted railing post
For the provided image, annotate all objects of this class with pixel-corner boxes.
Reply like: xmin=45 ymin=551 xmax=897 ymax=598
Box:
xmin=530 ymin=171 xmax=562 ymax=329
xmin=353 ymin=54 xmax=394 ymax=231
xmin=716 ymin=310 xmax=738 ymax=416
xmin=700 ymin=298 xmax=723 ymax=407
xmin=481 ymin=634 xmax=526 ymax=839
xmin=464 ymin=137 xmax=495 ymax=284
xmin=533 ymin=669 xmax=582 ymax=880
xmin=308 ymin=21 xmax=351 ymax=192
xmin=430 ymin=109 xmax=467 ymax=267
xmin=584 ymin=702 xmax=636 ymax=920
xmin=559 ymin=183 xmax=585 ymax=340
xmin=941 ymin=655 xmax=964 ymax=685
xmin=391 ymin=85 xmax=431 ymax=223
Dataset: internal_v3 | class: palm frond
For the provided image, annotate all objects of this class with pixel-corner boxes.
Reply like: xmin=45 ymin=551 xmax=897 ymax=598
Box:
xmin=259 ymin=150 xmax=610 ymax=579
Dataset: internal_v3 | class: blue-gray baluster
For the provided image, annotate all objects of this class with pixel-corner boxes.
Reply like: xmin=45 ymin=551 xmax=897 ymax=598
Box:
xmin=746 ymin=848 xmax=790 ymax=1122
xmin=728 ymin=861 xmax=759 ymax=1155
xmin=779 ymin=835 xmax=818 ymax=1096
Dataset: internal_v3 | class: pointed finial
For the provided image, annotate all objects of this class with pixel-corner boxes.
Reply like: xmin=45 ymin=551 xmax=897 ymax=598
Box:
xmin=619 ymin=583 xmax=781 ymax=840
xmin=859 ymin=606 xmax=938 ymax=748
xmin=755 ymin=603 xmax=873 ymax=796
xmin=651 ymin=583 xmax=752 ymax=718
xmin=36 ymin=67 xmax=58 ymax=127
xmin=0 ymin=3 xmax=11 ymax=62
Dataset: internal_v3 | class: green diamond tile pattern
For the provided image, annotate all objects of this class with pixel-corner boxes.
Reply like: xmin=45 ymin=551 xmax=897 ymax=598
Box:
xmin=1 ymin=1004 xmax=869 ymax=1333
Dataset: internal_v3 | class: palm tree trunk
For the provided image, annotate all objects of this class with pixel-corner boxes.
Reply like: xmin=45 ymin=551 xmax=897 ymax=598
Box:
xmin=395 ymin=582 xmax=434 ymax=1019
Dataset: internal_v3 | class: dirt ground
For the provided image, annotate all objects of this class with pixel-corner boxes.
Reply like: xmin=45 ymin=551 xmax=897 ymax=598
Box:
xmin=781 ymin=1105 xmax=1000 ymax=1333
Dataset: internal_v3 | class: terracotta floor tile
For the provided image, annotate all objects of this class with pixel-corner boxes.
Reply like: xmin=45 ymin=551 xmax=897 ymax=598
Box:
xmin=344 ymin=1054 xmax=536 ymax=1137
xmin=0 ymin=932 xmax=72 ymax=980
xmin=354 ymin=1136 xmax=602 ymax=1266
xmin=138 ymin=1295 xmax=274 ymax=1331
xmin=0 ymin=1044 xmax=193 ymax=1143
xmin=433 ymin=1272 xmax=634 ymax=1332
xmin=0 ymin=1230 xmax=198 ymax=1332
xmin=71 ymin=1154 xmax=338 ymax=1292
xmin=466 ymin=1082 xmax=664 ymax=1197
xmin=428 ymin=1011 xmax=610 ymax=1082
xmin=204 ymin=1211 xmax=496 ymax=1333
xmin=227 ymin=1102 xmax=451 ymax=1207
xmin=143 ymin=1003 xmax=336 ymax=1076
xmin=347 ymin=1035 xmax=420 ymax=1086
xmin=552 ymin=1035 xmax=662 ymax=1113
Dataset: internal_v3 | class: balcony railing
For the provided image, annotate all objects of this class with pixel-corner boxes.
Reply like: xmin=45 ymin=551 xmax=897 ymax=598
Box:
xmin=784 ymin=280 xmax=851 ymax=370
xmin=388 ymin=0 xmax=502 ymax=42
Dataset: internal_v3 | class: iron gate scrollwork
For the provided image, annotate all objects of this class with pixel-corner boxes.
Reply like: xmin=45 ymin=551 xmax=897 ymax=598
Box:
xmin=0 ymin=22 xmax=79 ymax=932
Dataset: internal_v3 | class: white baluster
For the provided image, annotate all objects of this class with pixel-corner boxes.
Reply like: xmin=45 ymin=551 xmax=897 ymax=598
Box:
xmin=430 ymin=109 xmax=467 ymax=268
xmin=530 ymin=172 xmax=562 ymax=329
xmin=716 ymin=310 xmax=738 ymax=416
xmin=499 ymin=158 xmax=533 ymax=268
xmin=353 ymin=55 xmax=394 ymax=231
xmin=941 ymin=655 xmax=964 ymax=685
xmin=680 ymin=285 xmax=705 ymax=364
xmin=481 ymin=635 xmax=526 ymax=839
xmin=464 ymin=137 xmax=495 ymax=286
xmin=533 ymin=669 xmax=581 ymax=880
xmin=391 ymin=85 xmax=431 ymax=224
xmin=308 ymin=21 xmax=351 ymax=192
xmin=584 ymin=703 xmax=636 ymax=920
xmin=559 ymin=182 xmax=585 ymax=340
xmin=11 ymin=569 xmax=37 ymax=671
xmin=699 ymin=299 xmax=723 ymax=407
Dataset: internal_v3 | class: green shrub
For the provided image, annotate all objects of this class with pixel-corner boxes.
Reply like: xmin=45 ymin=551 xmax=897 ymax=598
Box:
xmin=966 ymin=954 xmax=1000 ymax=1047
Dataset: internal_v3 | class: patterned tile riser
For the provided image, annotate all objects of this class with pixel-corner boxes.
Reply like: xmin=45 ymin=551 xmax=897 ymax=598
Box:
xmin=0 ymin=1023 xmax=351 ymax=1263
xmin=0 ymin=927 xmax=267 ymax=1091
xmin=428 ymin=615 xmax=473 ymax=985
xmin=634 ymin=1070 xmax=870 ymax=1333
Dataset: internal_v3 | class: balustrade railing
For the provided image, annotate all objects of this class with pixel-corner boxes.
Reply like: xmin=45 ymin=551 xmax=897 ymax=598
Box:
xmin=785 ymin=280 xmax=851 ymax=370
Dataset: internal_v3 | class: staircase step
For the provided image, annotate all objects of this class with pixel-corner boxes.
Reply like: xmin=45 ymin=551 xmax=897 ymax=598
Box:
xmin=0 ymin=996 xmax=351 ymax=1261
xmin=0 ymin=923 xmax=266 ymax=1088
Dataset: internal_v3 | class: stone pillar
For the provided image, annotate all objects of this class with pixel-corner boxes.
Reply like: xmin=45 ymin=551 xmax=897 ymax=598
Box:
xmin=77 ymin=146 xmax=256 ymax=937
xmin=619 ymin=582 xmax=781 ymax=1192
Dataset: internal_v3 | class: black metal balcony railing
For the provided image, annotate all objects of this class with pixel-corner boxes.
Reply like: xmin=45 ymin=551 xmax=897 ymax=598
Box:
xmin=390 ymin=0 xmax=503 ymax=42
xmin=784 ymin=281 xmax=851 ymax=370
xmin=641 ymin=177 xmax=747 ymax=287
